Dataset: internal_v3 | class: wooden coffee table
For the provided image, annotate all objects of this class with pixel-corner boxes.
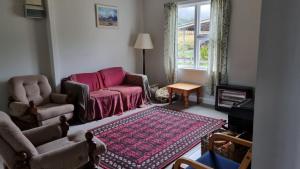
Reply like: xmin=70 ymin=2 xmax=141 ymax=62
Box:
xmin=167 ymin=83 xmax=202 ymax=108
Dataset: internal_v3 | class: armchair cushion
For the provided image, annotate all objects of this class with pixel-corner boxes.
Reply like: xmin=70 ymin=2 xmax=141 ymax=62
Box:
xmin=99 ymin=67 xmax=126 ymax=87
xmin=23 ymin=124 xmax=63 ymax=147
xmin=33 ymin=131 xmax=107 ymax=169
xmin=50 ymin=93 xmax=68 ymax=104
xmin=36 ymin=103 xmax=74 ymax=121
xmin=9 ymin=75 xmax=52 ymax=105
xmin=8 ymin=101 xmax=29 ymax=117
xmin=186 ymin=151 xmax=240 ymax=169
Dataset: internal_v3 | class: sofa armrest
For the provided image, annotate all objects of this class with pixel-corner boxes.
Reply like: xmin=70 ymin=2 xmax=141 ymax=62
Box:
xmin=62 ymin=81 xmax=90 ymax=122
xmin=125 ymin=73 xmax=151 ymax=102
xmin=50 ymin=93 xmax=68 ymax=104
xmin=22 ymin=116 xmax=69 ymax=146
xmin=9 ymin=102 xmax=29 ymax=117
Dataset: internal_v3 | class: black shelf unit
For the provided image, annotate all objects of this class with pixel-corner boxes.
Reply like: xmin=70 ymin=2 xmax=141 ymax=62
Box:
xmin=215 ymin=85 xmax=255 ymax=138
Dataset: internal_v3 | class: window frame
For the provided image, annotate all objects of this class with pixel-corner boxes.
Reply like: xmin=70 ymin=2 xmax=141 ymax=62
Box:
xmin=177 ymin=1 xmax=211 ymax=71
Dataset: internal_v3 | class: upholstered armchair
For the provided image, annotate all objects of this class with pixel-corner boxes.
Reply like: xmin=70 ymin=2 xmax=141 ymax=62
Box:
xmin=8 ymin=75 xmax=74 ymax=130
xmin=0 ymin=111 xmax=107 ymax=169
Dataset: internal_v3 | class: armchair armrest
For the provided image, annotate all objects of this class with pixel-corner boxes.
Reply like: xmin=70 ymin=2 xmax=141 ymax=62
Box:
xmin=208 ymin=133 xmax=252 ymax=151
xmin=125 ymin=73 xmax=151 ymax=102
xmin=174 ymin=157 xmax=213 ymax=169
xmin=22 ymin=116 xmax=69 ymax=146
xmin=8 ymin=102 xmax=29 ymax=117
xmin=50 ymin=93 xmax=68 ymax=104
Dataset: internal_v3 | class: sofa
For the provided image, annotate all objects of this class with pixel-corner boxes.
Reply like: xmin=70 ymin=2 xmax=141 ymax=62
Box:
xmin=62 ymin=67 xmax=151 ymax=122
xmin=0 ymin=111 xmax=107 ymax=169
xmin=8 ymin=75 xmax=74 ymax=130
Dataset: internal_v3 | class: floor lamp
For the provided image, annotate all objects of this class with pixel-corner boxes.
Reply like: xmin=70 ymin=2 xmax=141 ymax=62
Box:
xmin=134 ymin=33 xmax=154 ymax=75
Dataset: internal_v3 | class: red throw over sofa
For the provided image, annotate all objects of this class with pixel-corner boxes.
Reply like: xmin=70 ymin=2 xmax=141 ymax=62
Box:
xmin=62 ymin=67 xmax=150 ymax=122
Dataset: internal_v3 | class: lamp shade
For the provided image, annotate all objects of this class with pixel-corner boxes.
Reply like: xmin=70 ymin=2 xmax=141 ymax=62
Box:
xmin=134 ymin=33 xmax=154 ymax=49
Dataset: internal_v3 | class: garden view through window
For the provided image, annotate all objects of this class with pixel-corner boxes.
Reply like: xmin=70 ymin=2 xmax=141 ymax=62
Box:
xmin=177 ymin=2 xmax=211 ymax=69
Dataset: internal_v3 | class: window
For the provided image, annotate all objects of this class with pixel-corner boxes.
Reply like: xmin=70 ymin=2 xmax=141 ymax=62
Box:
xmin=177 ymin=1 xmax=211 ymax=70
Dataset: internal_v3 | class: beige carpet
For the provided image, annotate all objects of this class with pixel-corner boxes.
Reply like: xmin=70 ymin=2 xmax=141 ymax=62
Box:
xmin=0 ymin=102 xmax=227 ymax=169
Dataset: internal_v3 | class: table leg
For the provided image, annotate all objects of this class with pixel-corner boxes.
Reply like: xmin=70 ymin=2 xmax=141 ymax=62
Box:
xmin=168 ymin=88 xmax=173 ymax=105
xmin=184 ymin=92 xmax=189 ymax=108
xmin=197 ymin=88 xmax=201 ymax=104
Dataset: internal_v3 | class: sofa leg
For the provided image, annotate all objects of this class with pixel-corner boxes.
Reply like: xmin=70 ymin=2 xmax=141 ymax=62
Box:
xmin=85 ymin=132 xmax=99 ymax=169
xmin=59 ymin=115 xmax=69 ymax=137
xmin=14 ymin=152 xmax=30 ymax=169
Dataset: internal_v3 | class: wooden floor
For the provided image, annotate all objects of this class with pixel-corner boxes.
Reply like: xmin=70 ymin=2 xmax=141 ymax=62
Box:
xmin=0 ymin=102 xmax=227 ymax=169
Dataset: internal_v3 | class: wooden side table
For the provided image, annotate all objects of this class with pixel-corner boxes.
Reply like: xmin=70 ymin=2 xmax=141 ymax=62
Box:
xmin=167 ymin=83 xmax=202 ymax=108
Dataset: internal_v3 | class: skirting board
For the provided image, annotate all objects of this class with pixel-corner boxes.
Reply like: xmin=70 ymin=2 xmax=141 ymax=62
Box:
xmin=188 ymin=93 xmax=215 ymax=105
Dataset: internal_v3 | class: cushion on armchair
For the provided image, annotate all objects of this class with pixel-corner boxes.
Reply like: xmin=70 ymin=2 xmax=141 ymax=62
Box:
xmin=36 ymin=103 xmax=74 ymax=121
xmin=9 ymin=75 xmax=52 ymax=105
xmin=186 ymin=151 xmax=240 ymax=169
xmin=99 ymin=67 xmax=126 ymax=87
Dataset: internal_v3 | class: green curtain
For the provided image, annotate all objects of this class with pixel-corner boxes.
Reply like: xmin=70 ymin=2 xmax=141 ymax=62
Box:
xmin=164 ymin=2 xmax=178 ymax=84
xmin=207 ymin=0 xmax=232 ymax=95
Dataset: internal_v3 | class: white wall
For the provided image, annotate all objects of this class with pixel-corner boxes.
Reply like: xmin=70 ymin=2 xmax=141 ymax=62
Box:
xmin=227 ymin=0 xmax=261 ymax=87
xmin=252 ymin=0 xmax=300 ymax=168
xmin=0 ymin=0 xmax=51 ymax=111
xmin=48 ymin=0 xmax=143 ymax=82
xmin=143 ymin=0 xmax=261 ymax=88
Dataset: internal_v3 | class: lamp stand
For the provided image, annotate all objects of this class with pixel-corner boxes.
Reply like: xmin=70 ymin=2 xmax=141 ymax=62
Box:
xmin=142 ymin=49 xmax=146 ymax=75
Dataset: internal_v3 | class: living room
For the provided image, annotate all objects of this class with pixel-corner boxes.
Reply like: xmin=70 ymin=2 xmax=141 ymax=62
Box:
xmin=0 ymin=0 xmax=299 ymax=169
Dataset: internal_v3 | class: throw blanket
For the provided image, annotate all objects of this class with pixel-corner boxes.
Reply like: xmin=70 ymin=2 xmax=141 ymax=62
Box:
xmin=62 ymin=74 xmax=151 ymax=122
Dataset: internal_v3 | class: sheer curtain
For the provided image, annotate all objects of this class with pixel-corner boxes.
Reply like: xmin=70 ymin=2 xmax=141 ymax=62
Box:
xmin=164 ymin=2 xmax=178 ymax=84
xmin=207 ymin=0 xmax=232 ymax=95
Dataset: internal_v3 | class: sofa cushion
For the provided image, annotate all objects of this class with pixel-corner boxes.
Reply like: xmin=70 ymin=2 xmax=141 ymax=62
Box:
xmin=107 ymin=85 xmax=142 ymax=96
xmin=36 ymin=103 xmax=74 ymax=121
xmin=70 ymin=72 xmax=104 ymax=92
xmin=99 ymin=67 xmax=126 ymax=87
xmin=106 ymin=85 xmax=143 ymax=110
xmin=90 ymin=90 xmax=123 ymax=119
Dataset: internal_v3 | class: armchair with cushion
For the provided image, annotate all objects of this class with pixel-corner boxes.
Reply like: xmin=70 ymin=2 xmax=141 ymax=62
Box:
xmin=8 ymin=75 xmax=74 ymax=130
xmin=62 ymin=67 xmax=151 ymax=122
xmin=174 ymin=133 xmax=252 ymax=169
xmin=0 ymin=111 xmax=107 ymax=169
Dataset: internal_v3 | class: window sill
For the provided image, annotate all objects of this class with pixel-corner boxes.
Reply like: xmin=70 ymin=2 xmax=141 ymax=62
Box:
xmin=177 ymin=67 xmax=208 ymax=72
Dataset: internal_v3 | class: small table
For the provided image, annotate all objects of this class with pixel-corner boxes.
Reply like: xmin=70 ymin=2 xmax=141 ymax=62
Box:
xmin=167 ymin=83 xmax=202 ymax=108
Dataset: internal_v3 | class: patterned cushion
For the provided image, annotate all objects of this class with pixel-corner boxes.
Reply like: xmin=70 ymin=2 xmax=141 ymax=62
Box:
xmin=186 ymin=151 xmax=240 ymax=169
xmin=155 ymin=87 xmax=175 ymax=103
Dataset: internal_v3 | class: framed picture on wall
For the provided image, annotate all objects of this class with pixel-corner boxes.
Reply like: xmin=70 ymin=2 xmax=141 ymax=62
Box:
xmin=95 ymin=4 xmax=119 ymax=28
